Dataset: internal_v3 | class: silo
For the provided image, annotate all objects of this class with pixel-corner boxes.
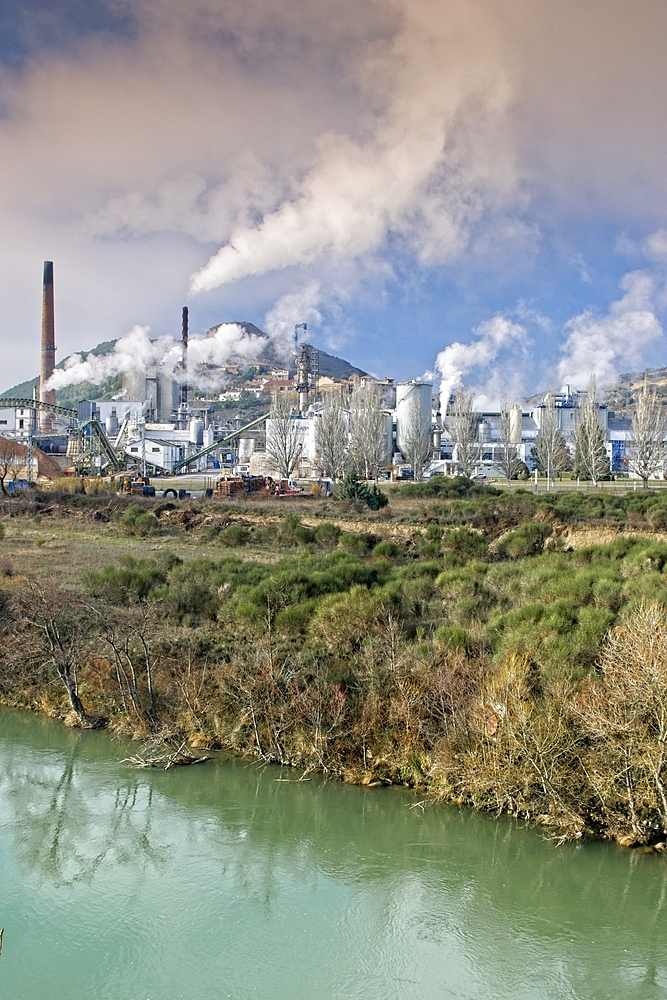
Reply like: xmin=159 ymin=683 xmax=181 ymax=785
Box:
xmin=395 ymin=382 xmax=432 ymax=455
xmin=189 ymin=417 xmax=204 ymax=446
xmin=238 ymin=436 xmax=255 ymax=461
xmin=510 ymin=404 xmax=522 ymax=445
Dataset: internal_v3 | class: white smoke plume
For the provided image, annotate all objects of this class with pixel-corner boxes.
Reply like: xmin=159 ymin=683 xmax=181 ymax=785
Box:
xmin=435 ymin=315 xmax=526 ymax=413
xmin=46 ymin=326 xmax=176 ymax=390
xmin=264 ymin=282 xmax=323 ymax=341
xmin=557 ymin=271 xmax=663 ymax=389
xmin=46 ymin=321 xmax=280 ymax=392
xmin=189 ymin=2 xmax=515 ymax=295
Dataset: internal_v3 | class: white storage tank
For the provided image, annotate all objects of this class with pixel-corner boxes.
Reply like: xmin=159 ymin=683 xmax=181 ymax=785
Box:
xmin=238 ymin=436 xmax=256 ymax=461
xmin=510 ymin=404 xmax=523 ymax=445
xmin=189 ymin=417 xmax=204 ymax=446
xmin=396 ymin=381 xmax=433 ymax=456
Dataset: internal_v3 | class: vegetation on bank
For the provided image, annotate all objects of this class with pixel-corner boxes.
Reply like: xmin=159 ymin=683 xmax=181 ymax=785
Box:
xmin=3 ymin=481 xmax=667 ymax=846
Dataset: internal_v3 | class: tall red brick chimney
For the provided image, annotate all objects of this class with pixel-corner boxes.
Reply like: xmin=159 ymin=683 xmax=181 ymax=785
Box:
xmin=39 ymin=261 xmax=56 ymax=432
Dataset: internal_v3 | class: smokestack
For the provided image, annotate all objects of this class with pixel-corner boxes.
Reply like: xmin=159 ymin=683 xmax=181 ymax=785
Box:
xmin=180 ymin=306 xmax=188 ymax=409
xmin=39 ymin=261 xmax=56 ymax=432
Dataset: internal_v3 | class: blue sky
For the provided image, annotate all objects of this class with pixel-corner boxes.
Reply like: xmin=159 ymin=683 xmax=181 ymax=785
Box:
xmin=2 ymin=1 xmax=667 ymax=403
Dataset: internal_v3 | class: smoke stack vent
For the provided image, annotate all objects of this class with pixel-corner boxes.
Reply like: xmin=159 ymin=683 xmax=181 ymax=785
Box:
xmin=39 ymin=260 xmax=56 ymax=431
xmin=180 ymin=306 xmax=189 ymax=409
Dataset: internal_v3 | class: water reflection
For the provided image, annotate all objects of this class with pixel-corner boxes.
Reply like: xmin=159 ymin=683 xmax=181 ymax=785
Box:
xmin=1 ymin=708 xmax=666 ymax=1000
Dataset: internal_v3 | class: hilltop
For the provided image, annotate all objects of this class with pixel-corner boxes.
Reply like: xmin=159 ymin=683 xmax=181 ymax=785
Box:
xmin=1 ymin=325 xmax=367 ymax=407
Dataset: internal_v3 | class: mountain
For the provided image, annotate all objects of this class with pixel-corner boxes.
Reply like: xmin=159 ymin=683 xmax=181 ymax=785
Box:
xmin=1 ymin=326 xmax=368 ymax=405
xmin=1 ymin=340 xmax=119 ymax=405
xmin=205 ymin=321 xmax=368 ymax=379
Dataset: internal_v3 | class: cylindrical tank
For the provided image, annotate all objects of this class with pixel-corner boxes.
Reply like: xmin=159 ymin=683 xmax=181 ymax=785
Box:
xmin=510 ymin=404 xmax=522 ymax=445
xmin=238 ymin=436 xmax=255 ymax=461
xmin=395 ymin=381 xmax=433 ymax=455
xmin=478 ymin=419 xmax=491 ymax=443
xmin=189 ymin=417 xmax=204 ymax=446
xmin=106 ymin=409 xmax=119 ymax=437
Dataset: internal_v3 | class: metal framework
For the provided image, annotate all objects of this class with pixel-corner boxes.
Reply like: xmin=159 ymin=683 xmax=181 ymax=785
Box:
xmin=171 ymin=412 xmax=270 ymax=473
xmin=0 ymin=397 xmax=77 ymax=419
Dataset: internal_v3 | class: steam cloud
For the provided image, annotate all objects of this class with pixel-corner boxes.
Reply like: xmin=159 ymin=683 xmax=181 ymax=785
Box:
xmin=189 ymin=2 xmax=515 ymax=295
xmin=46 ymin=322 xmax=286 ymax=393
xmin=435 ymin=315 xmax=526 ymax=413
xmin=557 ymin=271 xmax=663 ymax=389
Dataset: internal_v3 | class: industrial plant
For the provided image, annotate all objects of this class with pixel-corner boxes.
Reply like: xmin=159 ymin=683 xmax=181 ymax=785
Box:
xmin=0 ymin=262 xmax=644 ymax=489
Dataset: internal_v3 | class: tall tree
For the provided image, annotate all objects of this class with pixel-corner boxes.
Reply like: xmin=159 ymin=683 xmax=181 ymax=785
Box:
xmin=400 ymin=391 xmax=432 ymax=481
xmin=497 ymin=400 xmax=523 ymax=483
xmin=533 ymin=393 xmax=570 ymax=485
xmin=315 ymin=399 xmax=349 ymax=482
xmin=266 ymin=392 xmax=303 ymax=480
xmin=446 ymin=388 xmax=479 ymax=478
xmin=349 ymin=382 xmax=387 ymax=480
xmin=574 ymin=375 xmax=609 ymax=487
xmin=629 ymin=376 xmax=667 ymax=488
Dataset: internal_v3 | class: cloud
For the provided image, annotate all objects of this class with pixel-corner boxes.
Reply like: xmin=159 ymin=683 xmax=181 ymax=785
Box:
xmin=264 ymin=282 xmax=323 ymax=342
xmin=435 ymin=314 xmax=527 ymax=412
xmin=4 ymin=1 xmax=667 ymax=391
xmin=557 ymin=270 xmax=663 ymax=389
xmin=46 ymin=325 xmax=176 ymax=389
xmin=189 ymin=1 xmax=517 ymax=294
xmin=46 ymin=319 xmax=285 ymax=392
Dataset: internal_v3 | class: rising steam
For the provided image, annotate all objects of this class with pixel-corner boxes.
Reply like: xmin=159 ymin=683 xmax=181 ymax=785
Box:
xmin=435 ymin=315 xmax=526 ymax=413
xmin=46 ymin=322 xmax=288 ymax=392
xmin=189 ymin=2 xmax=515 ymax=295
xmin=557 ymin=271 xmax=662 ymax=389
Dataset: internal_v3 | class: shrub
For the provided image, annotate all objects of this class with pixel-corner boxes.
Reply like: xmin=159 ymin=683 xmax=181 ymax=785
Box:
xmin=219 ymin=524 xmax=250 ymax=547
xmin=314 ymin=522 xmax=341 ymax=547
xmin=336 ymin=470 xmax=389 ymax=509
xmin=277 ymin=514 xmax=316 ymax=547
xmin=435 ymin=624 xmax=470 ymax=651
xmin=86 ymin=558 xmax=167 ymax=604
xmin=339 ymin=532 xmax=379 ymax=555
xmin=119 ymin=503 xmax=158 ymax=537
xmin=496 ymin=522 xmax=552 ymax=559
xmin=373 ymin=540 xmax=401 ymax=559
xmin=441 ymin=528 xmax=489 ymax=566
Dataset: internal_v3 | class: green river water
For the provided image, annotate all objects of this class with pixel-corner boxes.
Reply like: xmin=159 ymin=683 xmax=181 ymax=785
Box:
xmin=1 ymin=708 xmax=666 ymax=1000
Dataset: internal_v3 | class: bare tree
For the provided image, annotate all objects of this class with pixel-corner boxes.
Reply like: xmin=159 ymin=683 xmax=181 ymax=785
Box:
xmin=629 ymin=376 xmax=667 ymax=488
xmin=574 ymin=375 xmax=609 ymax=487
xmin=315 ymin=399 xmax=349 ymax=482
xmin=533 ymin=393 xmax=570 ymax=486
xmin=400 ymin=391 xmax=432 ymax=481
xmin=266 ymin=392 xmax=303 ymax=480
xmin=349 ymin=382 xmax=387 ymax=480
xmin=11 ymin=582 xmax=92 ymax=723
xmin=497 ymin=400 xmax=523 ymax=483
xmin=446 ymin=388 xmax=479 ymax=478
xmin=0 ymin=437 xmax=20 ymax=497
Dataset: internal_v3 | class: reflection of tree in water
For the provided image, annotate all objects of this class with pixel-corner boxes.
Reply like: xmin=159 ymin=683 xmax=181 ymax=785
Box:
xmin=0 ymin=735 xmax=167 ymax=887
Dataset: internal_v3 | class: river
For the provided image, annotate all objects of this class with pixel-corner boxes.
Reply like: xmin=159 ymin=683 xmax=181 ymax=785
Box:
xmin=0 ymin=708 xmax=666 ymax=1000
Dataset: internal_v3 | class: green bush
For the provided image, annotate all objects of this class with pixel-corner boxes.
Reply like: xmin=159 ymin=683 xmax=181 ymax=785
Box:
xmin=373 ymin=540 xmax=401 ymax=559
xmin=119 ymin=503 xmax=158 ymax=537
xmin=339 ymin=532 xmax=380 ymax=555
xmin=336 ymin=470 xmax=389 ymax=509
xmin=277 ymin=514 xmax=316 ymax=547
xmin=441 ymin=528 xmax=489 ymax=566
xmin=496 ymin=522 xmax=552 ymax=559
xmin=314 ymin=522 xmax=341 ymax=547
xmin=219 ymin=524 xmax=250 ymax=547
xmin=435 ymin=624 xmax=470 ymax=651
xmin=86 ymin=557 xmax=166 ymax=604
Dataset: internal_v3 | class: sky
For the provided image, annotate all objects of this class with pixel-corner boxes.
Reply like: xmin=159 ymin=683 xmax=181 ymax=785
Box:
xmin=3 ymin=0 xmax=667 ymax=407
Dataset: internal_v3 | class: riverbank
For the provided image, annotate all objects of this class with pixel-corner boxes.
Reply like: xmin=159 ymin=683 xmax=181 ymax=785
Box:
xmin=3 ymin=482 xmax=667 ymax=846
